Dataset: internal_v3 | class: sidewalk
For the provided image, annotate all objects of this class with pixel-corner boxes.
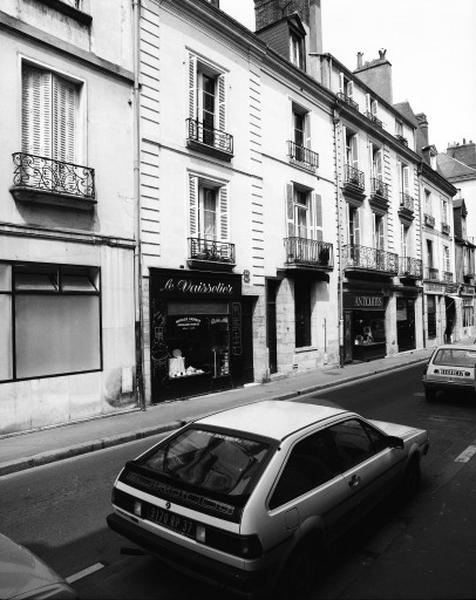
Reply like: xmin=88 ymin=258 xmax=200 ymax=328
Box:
xmin=0 ymin=347 xmax=432 ymax=477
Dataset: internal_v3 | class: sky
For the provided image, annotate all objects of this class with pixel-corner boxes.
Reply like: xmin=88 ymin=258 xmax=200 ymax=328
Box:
xmin=220 ymin=0 xmax=476 ymax=153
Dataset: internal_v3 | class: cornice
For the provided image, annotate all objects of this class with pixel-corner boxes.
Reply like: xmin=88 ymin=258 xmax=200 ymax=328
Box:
xmin=421 ymin=162 xmax=458 ymax=197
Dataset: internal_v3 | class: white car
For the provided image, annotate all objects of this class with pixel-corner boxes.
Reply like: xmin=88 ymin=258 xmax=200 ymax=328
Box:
xmin=422 ymin=344 xmax=476 ymax=401
xmin=107 ymin=400 xmax=429 ymax=599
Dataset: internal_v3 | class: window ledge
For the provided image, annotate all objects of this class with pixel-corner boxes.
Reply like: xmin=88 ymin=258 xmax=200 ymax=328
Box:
xmin=39 ymin=0 xmax=92 ymax=26
xmin=294 ymin=346 xmax=318 ymax=354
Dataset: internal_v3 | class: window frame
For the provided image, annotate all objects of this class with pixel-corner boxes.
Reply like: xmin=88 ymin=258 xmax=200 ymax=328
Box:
xmin=0 ymin=261 xmax=102 ymax=383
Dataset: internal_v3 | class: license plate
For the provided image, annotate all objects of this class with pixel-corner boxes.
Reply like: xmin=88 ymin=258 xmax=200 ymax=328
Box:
xmin=146 ymin=504 xmax=196 ymax=538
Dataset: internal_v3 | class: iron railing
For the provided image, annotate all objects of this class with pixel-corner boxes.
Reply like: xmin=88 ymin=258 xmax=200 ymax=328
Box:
xmin=399 ymin=256 xmax=422 ymax=278
xmin=400 ymin=192 xmax=414 ymax=212
xmin=424 ymin=213 xmax=435 ymax=227
xmin=425 ymin=267 xmax=439 ymax=280
xmin=443 ymin=271 xmax=453 ymax=283
xmin=336 ymin=92 xmax=359 ymax=112
xmin=188 ymin=237 xmax=235 ymax=263
xmin=344 ymin=164 xmax=365 ymax=189
xmin=287 ymin=141 xmax=319 ymax=171
xmin=371 ymin=177 xmax=389 ymax=200
xmin=284 ymin=237 xmax=333 ymax=268
xmin=441 ymin=222 xmax=451 ymax=235
xmin=343 ymin=244 xmax=398 ymax=273
xmin=365 ymin=111 xmax=383 ymax=128
xmin=12 ymin=152 xmax=95 ymax=200
xmin=186 ymin=118 xmax=234 ymax=155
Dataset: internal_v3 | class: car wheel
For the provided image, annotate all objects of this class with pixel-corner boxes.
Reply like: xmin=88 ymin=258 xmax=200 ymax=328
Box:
xmin=424 ymin=388 xmax=436 ymax=402
xmin=275 ymin=541 xmax=320 ymax=600
xmin=401 ymin=457 xmax=421 ymax=499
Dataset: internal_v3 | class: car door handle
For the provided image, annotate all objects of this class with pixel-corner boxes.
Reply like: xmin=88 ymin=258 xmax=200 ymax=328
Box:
xmin=348 ymin=474 xmax=361 ymax=488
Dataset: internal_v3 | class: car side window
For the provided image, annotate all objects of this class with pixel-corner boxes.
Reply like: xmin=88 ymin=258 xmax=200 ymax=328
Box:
xmin=328 ymin=419 xmax=377 ymax=471
xmin=362 ymin=422 xmax=388 ymax=453
xmin=269 ymin=430 xmax=340 ymax=509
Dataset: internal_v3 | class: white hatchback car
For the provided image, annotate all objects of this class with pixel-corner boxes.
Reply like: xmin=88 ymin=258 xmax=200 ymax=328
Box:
xmin=422 ymin=344 xmax=476 ymax=401
xmin=107 ymin=401 xmax=429 ymax=599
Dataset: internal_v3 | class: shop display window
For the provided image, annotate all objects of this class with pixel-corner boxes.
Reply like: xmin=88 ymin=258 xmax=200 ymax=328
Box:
xmin=353 ymin=311 xmax=385 ymax=347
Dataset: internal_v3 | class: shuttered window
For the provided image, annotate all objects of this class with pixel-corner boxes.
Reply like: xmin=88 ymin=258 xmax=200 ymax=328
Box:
xmin=22 ymin=63 xmax=78 ymax=163
xmin=189 ymin=174 xmax=229 ymax=241
xmin=188 ymin=53 xmax=226 ymax=136
xmin=285 ymin=185 xmax=322 ymax=240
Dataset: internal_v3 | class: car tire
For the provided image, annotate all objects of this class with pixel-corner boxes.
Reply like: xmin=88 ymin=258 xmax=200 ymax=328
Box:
xmin=424 ymin=388 xmax=436 ymax=402
xmin=401 ymin=457 xmax=421 ymax=499
xmin=275 ymin=540 xmax=320 ymax=600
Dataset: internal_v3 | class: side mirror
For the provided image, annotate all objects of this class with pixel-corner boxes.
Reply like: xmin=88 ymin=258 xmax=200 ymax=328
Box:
xmin=386 ymin=435 xmax=404 ymax=450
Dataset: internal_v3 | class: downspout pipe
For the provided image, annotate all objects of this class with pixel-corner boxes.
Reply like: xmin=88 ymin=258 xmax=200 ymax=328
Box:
xmin=333 ymin=102 xmax=344 ymax=368
xmin=132 ymin=0 xmax=145 ymax=409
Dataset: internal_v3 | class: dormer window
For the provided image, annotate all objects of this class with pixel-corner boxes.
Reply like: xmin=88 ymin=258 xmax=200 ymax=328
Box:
xmin=290 ymin=31 xmax=305 ymax=69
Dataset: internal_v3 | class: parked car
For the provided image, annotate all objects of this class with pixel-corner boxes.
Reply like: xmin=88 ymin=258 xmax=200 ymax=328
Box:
xmin=422 ymin=344 xmax=476 ymax=401
xmin=107 ymin=400 xmax=429 ymax=599
xmin=0 ymin=532 xmax=76 ymax=599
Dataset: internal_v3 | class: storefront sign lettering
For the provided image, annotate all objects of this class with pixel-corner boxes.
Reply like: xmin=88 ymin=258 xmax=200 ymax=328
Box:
xmin=424 ymin=282 xmax=445 ymax=294
xmin=231 ymin=302 xmax=242 ymax=356
xmin=175 ymin=317 xmax=202 ymax=330
xmin=160 ymin=278 xmax=234 ymax=296
xmin=354 ymin=296 xmax=384 ymax=308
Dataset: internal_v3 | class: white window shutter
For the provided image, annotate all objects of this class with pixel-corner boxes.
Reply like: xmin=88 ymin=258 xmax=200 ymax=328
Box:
xmin=217 ymin=73 xmax=226 ymax=133
xmin=218 ymin=185 xmax=229 ymax=241
xmin=311 ymin=192 xmax=322 ymax=241
xmin=375 ymin=149 xmax=383 ymax=179
xmin=189 ymin=174 xmax=199 ymax=237
xmin=304 ymin=112 xmax=311 ymax=149
xmin=354 ymin=208 xmax=360 ymax=245
xmin=286 ymin=183 xmax=295 ymax=237
xmin=188 ymin=53 xmax=197 ymax=120
xmin=22 ymin=65 xmax=52 ymax=158
xmin=372 ymin=99 xmax=378 ymax=116
xmin=365 ymin=93 xmax=371 ymax=112
xmin=339 ymin=72 xmax=344 ymax=93
xmin=351 ymin=134 xmax=359 ymax=169
xmin=53 ymin=75 xmax=76 ymax=163
xmin=402 ymin=165 xmax=409 ymax=194
xmin=347 ymin=80 xmax=354 ymax=98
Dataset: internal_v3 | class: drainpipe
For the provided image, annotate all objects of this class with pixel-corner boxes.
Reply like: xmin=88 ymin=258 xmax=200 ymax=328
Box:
xmin=417 ymin=161 xmax=426 ymax=349
xmin=333 ymin=105 xmax=345 ymax=367
xmin=132 ymin=0 xmax=145 ymax=410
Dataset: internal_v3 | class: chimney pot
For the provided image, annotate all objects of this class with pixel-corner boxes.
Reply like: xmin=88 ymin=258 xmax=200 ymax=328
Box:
xmin=357 ymin=52 xmax=363 ymax=68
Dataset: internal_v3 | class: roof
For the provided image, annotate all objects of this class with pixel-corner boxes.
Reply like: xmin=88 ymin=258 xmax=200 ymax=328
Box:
xmin=437 ymin=153 xmax=476 ymax=181
xmin=392 ymin=101 xmax=419 ymax=127
xmin=197 ymin=400 xmax=348 ymax=441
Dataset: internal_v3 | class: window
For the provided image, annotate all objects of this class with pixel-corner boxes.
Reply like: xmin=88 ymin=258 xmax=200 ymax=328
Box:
xmin=366 ymin=94 xmax=378 ymax=118
xmin=285 ymin=185 xmax=322 ymax=241
xmin=444 ymin=246 xmax=451 ymax=272
xmin=339 ymin=73 xmax=354 ymax=98
xmin=0 ymin=262 xmax=100 ymax=381
xmin=294 ymin=278 xmax=311 ymax=347
xmin=398 ymin=162 xmax=410 ymax=195
xmin=22 ymin=63 xmax=80 ymax=162
xmin=373 ymin=213 xmax=385 ymax=250
xmin=348 ymin=205 xmax=360 ymax=247
xmin=370 ymin=143 xmax=383 ymax=180
xmin=427 ymin=295 xmax=437 ymax=338
xmin=441 ymin=198 xmax=448 ymax=225
xmin=269 ymin=430 xmax=340 ymax=509
xmin=426 ymin=240 xmax=434 ymax=268
xmin=328 ymin=419 xmax=377 ymax=471
xmin=290 ymin=32 xmax=305 ymax=69
xmin=425 ymin=189 xmax=432 ymax=215
xmin=189 ymin=174 xmax=229 ymax=243
xmin=345 ymin=130 xmax=359 ymax=169
xmin=395 ymin=119 xmax=403 ymax=137
xmin=463 ymin=299 xmax=474 ymax=327
xmin=401 ymin=224 xmax=410 ymax=258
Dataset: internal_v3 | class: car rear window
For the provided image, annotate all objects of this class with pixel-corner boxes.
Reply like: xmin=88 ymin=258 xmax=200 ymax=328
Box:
xmin=139 ymin=427 xmax=271 ymax=496
xmin=433 ymin=348 xmax=476 ymax=368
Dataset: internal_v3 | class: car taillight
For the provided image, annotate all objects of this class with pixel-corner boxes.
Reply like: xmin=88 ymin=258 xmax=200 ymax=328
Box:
xmin=196 ymin=526 xmax=262 ymax=559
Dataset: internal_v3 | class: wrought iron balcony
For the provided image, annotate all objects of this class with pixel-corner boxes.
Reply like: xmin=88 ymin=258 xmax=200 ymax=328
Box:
xmin=441 ymin=222 xmax=451 ymax=235
xmin=443 ymin=271 xmax=453 ymax=283
xmin=399 ymin=256 xmax=422 ymax=279
xmin=371 ymin=177 xmax=389 ymax=200
xmin=424 ymin=213 xmax=435 ymax=227
xmin=425 ymin=267 xmax=439 ymax=280
xmin=395 ymin=134 xmax=408 ymax=146
xmin=287 ymin=141 xmax=319 ymax=172
xmin=186 ymin=118 xmax=234 ymax=160
xmin=188 ymin=237 xmax=235 ymax=271
xmin=343 ymin=244 xmax=398 ymax=274
xmin=400 ymin=192 xmax=414 ymax=213
xmin=10 ymin=152 xmax=96 ymax=210
xmin=343 ymin=164 xmax=365 ymax=191
xmin=365 ymin=111 xmax=383 ymax=128
xmin=336 ymin=92 xmax=359 ymax=112
xmin=284 ymin=237 xmax=333 ymax=270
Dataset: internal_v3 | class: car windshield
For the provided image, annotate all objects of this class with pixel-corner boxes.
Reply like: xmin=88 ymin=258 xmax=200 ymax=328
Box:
xmin=140 ymin=427 xmax=271 ymax=496
xmin=433 ymin=348 xmax=476 ymax=368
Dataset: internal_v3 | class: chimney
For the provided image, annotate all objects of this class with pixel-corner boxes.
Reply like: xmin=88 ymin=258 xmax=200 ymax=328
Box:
xmin=357 ymin=52 xmax=363 ymax=68
xmin=353 ymin=49 xmax=393 ymax=103
xmin=416 ymin=113 xmax=431 ymax=163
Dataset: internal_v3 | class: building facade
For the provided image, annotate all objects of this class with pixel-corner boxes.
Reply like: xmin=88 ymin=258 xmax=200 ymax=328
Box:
xmin=0 ymin=0 xmax=137 ymax=434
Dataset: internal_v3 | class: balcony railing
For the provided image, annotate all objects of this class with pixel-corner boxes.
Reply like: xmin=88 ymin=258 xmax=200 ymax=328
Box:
xmin=186 ymin=118 xmax=234 ymax=159
xmin=424 ymin=213 xmax=435 ymax=227
xmin=188 ymin=238 xmax=235 ymax=265
xmin=344 ymin=164 xmax=365 ymax=190
xmin=371 ymin=177 xmax=389 ymax=200
xmin=443 ymin=271 xmax=453 ymax=283
xmin=287 ymin=141 xmax=319 ymax=172
xmin=336 ymin=92 xmax=359 ymax=112
xmin=10 ymin=152 xmax=95 ymax=210
xmin=400 ymin=192 xmax=414 ymax=213
xmin=395 ymin=134 xmax=408 ymax=146
xmin=399 ymin=256 xmax=422 ymax=278
xmin=343 ymin=244 xmax=398 ymax=274
xmin=425 ymin=267 xmax=439 ymax=280
xmin=365 ymin=111 xmax=383 ymax=128
xmin=441 ymin=222 xmax=451 ymax=235
xmin=284 ymin=237 xmax=333 ymax=269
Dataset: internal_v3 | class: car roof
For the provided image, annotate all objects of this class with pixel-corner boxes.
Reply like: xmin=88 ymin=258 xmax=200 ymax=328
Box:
xmin=433 ymin=344 xmax=476 ymax=352
xmin=196 ymin=400 xmax=350 ymax=441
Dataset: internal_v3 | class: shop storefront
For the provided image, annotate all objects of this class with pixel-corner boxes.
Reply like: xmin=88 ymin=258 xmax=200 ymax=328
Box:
xmin=343 ymin=292 xmax=387 ymax=362
xmin=149 ymin=268 xmax=253 ymax=402
xmin=396 ymin=295 xmax=416 ymax=352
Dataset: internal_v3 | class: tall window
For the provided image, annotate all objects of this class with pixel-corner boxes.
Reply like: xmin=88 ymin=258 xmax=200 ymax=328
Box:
xmin=22 ymin=63 xmax=79 ymax=162
xmin=339 ymin=73 xmax=354 ymax=98
xmin=290 ymin=32 xmax=305 ymax=69
xmin=398 ymin=162 xmax=410 ymax=195
xmin=441 ymin=198 xmax=448 ymax=225
xmin=425 ymin=189 xmax=432 ymax=215
xmin=189 ymin=174 xmax=229 ymax=243
xmin=426 ymin=240 xmax=434 ymax=269
xmin=348 ymin=205 xmax=360 ymax=246
xmin=373 ymin=214 xmax=385 ymax=250
xmin=395 ymin=119 xmax=403 ymax=136
xmin=200 ymin=187 xmax=217 ymax=240
xmin=370 ymin=143 xmax=383 ymax=180
xmin=293 ymin=108 xmax=305 ymax=147
xmin=401 ymin=224 xmax=410 ymax=257
xmin=444 ymin=246 xmax=451 ymax=273
xmin=188 ymin=54 xmax=225 ymax=141
xmin=295 ymin=190 xmax=308 ymax=238
xmin=427 ymin=296 xmax=436 ymax=338
xmin=345 ymin=130 xmax=359 ymax=169
xmin=294 ymin=278 xmax=311 ymax=348
xmin=285 ymin=184 xmax=322 ymax=241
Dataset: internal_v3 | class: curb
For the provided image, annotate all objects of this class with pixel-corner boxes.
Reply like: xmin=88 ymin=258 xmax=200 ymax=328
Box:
xmin=0 ymin=356 xmax=428 ymax=478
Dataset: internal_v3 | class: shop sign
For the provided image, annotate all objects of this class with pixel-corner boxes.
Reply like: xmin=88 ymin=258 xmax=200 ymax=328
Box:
xmin=446 ymin=284 xmax=459 ymax=294
xmin=424 ymin=282 xmax=445 ymax=294
xmin=175 ymin=317 xmax=202 ymax=331
xmin=153 ymin=270 xmax=241 ymax=299
xmin=344 ymin=294 xmax=384 ymax=310
xmin=231 ymin=302 xmax=242 ymax=356
xmin=461 ymin=284 xmax=475 ymax=296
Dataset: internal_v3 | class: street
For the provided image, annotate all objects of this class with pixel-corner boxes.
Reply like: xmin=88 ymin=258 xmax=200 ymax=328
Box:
xmin=2 ymin=363 xmax=476 ymax=599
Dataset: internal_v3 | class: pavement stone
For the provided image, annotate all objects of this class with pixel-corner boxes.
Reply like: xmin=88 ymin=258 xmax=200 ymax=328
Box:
xmin=0 ymin=347 xmax=436 ymax=477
